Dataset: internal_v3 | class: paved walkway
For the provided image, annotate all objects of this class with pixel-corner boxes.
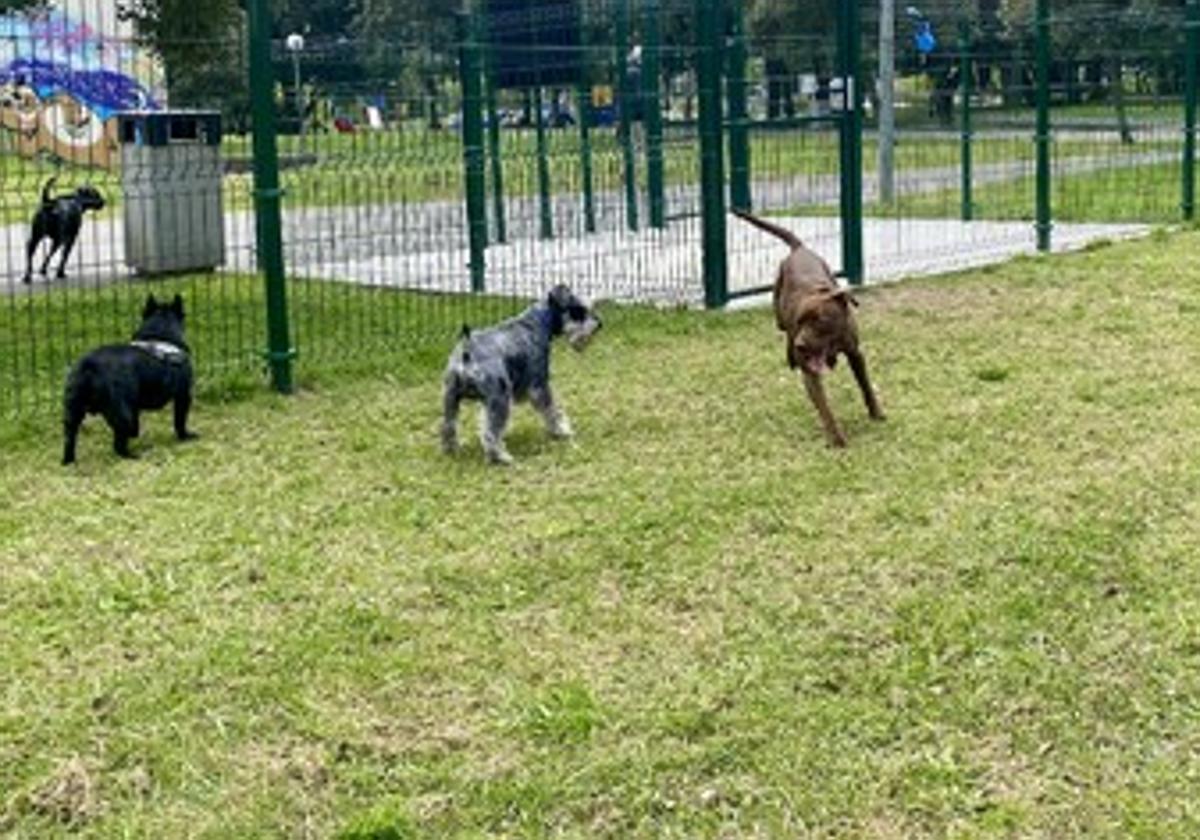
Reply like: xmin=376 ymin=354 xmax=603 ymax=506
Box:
xmin=1 ymin=147 xmax=1163 ymax=304
xmin=295 ymin=215 xmax=1146 ymax=306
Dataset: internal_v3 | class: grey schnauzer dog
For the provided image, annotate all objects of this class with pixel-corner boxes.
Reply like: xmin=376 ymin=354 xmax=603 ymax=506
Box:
xmin=441 ymin=284 xmax=603 ymax=464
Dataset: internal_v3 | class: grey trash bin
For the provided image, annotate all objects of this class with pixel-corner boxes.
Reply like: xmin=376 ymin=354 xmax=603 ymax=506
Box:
xmin=119 ymin=111 xmax=225 ymax=274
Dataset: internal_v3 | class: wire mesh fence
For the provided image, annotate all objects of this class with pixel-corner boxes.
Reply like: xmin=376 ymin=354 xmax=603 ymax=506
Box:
xmin=1 ymin=0 xmax=1196 ymax=418
xmin=856 ymin=0 xmax=1191 ymax=280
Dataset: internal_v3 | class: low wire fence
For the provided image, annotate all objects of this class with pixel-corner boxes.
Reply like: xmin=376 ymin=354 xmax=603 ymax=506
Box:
xmin=1 ymin=0 xmax=1198 ymax=417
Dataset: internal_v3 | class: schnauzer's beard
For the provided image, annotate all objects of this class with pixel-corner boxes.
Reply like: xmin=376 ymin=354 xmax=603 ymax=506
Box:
xmin=563 ymin=317 xmax=600 ymax=351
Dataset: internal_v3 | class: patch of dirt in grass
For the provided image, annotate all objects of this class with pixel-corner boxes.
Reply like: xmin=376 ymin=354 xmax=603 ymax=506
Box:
xmin=257 ymin=742 xmax=332 ymax=793
xmin=867 ymin=281 xmax=1012 ymax=321
xmin=22 ymin=756 xmax=102 ymax=827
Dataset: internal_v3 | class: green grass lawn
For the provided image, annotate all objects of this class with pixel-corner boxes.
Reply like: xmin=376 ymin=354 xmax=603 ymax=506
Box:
xmin=0 ymin=273 xmax=522 ymax=416
xmin=263 ymin=127 xmax=1184 ymax=213
xmin=0 ymin=121 xmax=1186 ymax=228
xmin=860 ymin=157 xmax=1185 ymax=224
xmin=4 ymin=231 xmax=1200 ymax=837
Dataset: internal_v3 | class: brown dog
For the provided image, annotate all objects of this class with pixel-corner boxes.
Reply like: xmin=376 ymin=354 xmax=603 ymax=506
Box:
xmin=733 ymin=209 xmax=884 ymax=447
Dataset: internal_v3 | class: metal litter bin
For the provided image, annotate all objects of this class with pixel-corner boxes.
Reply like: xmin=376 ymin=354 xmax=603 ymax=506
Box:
xmin=119 ymin=111 xmax=224 ymax=274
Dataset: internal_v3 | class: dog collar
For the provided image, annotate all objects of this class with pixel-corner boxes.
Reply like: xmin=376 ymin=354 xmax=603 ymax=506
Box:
xmin=131 ymin=339 xmax=188 ymax=363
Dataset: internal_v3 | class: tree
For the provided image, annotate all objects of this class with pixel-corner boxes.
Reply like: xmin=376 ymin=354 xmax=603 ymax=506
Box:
xmin=0 ymin=0 xmax=47 ymax=13
xmin=272 ymin=0 xmax=355 ymax=40
xmin=997 ymin=0 xmax=1185 ymax=142
xmin=742 ymin=0 xmax=836 ymax=118
xmin=745 ymin=0 xmax=836 ymax=75
xmin=351 ymin=0 xmax=457 ymax=127
xmin=116 ymin=0 xmax=248 ymax=121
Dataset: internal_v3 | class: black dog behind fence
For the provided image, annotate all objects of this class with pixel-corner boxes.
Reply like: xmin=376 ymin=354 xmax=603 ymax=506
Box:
xmin=23 ymin=177 xmax=107 ymax=285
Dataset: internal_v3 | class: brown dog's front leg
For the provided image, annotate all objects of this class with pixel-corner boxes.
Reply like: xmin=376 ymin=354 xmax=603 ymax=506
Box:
xmin=802 ymin=371 xmax=847 ymax=448
xmin=846 ymin=348 xmax=885 ymax=421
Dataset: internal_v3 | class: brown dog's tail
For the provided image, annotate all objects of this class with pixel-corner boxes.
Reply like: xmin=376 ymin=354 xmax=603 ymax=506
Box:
xmin=731 ymin=208 xmax=803 ymax=250
xmin=40 ymin=176 xmax=58 ymax=206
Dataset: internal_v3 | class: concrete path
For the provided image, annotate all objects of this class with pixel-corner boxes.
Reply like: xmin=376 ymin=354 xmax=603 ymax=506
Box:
xmin=1 ymin=147 xmax=1162 ymax=304
xmin=280 ymin=215 xmax=1145 ymax=307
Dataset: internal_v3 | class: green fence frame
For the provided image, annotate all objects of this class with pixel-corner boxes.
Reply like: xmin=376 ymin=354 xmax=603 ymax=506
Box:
xmin=10 ymin=0 xmax=1200 ymax=420
xmin=1185 ymin=0 xmax=1199 ymax=221
xmin=248 ymin=0 xmax=293 ymax=393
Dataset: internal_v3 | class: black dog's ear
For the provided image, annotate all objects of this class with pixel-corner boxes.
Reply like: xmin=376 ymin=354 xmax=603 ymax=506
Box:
xmin=143 ymin=294 xmax=158 ymax=318
xmin=171 ymin=294 xmax=184 ymax=318
xmin=81 ymin=186 xmax=105 ymax=208
xmin=460 ymin=322 xmax=471 ymax=340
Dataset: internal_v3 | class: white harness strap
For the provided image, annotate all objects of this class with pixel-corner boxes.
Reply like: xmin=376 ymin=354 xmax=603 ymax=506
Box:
xmin=130 ymin=340 xmax=188 ymax=363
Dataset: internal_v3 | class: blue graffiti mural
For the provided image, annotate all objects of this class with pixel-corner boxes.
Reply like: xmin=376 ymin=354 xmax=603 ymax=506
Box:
xmin=1 ymin=57 xmax=157 ymax=120
xmin=2 ymin=9 xmax=104 ymax=59
xmin=0 ymin=8 xmax=161 ymax=167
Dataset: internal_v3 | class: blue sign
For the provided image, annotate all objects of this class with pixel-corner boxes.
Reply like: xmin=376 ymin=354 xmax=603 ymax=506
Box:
xmin=914 ymin=21 xmax=937 ymax=55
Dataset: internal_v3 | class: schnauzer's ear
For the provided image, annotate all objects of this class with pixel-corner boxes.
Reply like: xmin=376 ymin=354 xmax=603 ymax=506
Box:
xmin=460 ymin=323 xmax=472 ymax=340
xmin=143 ymin=294 xmax=158 ymax=318
xmin=171 ymin=294 xmax=184 ymax=318
xmin=546 ymin=284 xmax=573 ymax=311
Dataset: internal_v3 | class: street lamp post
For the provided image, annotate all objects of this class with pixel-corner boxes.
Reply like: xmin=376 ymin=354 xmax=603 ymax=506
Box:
xmin=285 ymin=32 xmax=305 ymax=135
xmin=878 ymin=0 xmax=895 ymax=204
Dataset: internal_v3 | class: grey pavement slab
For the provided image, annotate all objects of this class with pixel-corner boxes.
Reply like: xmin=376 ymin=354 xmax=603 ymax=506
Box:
xmin=2 ymin=149 xmax=1161 ymax=303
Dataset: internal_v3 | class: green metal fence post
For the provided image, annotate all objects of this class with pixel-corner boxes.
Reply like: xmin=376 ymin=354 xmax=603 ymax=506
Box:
xmin=457 ymin=11 xmax=488 ymax=292
xmin=615 ymin=0 xmax=639 ymax=231
xmin=1184 ymin=0 xmax=1199 ymax=221
xmin=247 ymin=0 xmax=293 ymax=393
xmin=484 ymin=47 xmax=507 ymax=243
xmin=533 ymin=86 xmax=554 ymax=240
xmin=1035 ymin=0 xmax=1052 ymax=252
xmin=642 ymin=0 xmax=666 ymax=228
xmin=696 ymin=0 xmax=728 ymax=308
xmin=837 ymin=0 xmax=864 ymax=285
xmin=576 ymin=5 xmax=597 ymax=234
xmin=959 ymin=21 xmax=974 ymax=222
xmin=727 ymin=0 xmax=752 ymax=211
xmin=576 ymin=84 xmax=597 ymax=233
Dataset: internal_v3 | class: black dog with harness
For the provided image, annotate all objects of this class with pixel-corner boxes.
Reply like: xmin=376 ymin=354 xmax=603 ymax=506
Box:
xmin=62 ymin=294 xmax=197 ymax=465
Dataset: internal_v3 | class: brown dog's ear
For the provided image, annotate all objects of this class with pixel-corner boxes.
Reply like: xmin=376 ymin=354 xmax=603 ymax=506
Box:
xmin=828 ymin=288 xmax=859 ymax=307
xmin=143 ymin=294 xmax=158 ymax=318
xmin=797 ymin=291 xmax=838 ymax=320
xmin=809 ymin=289 xmax=857 ymax=311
